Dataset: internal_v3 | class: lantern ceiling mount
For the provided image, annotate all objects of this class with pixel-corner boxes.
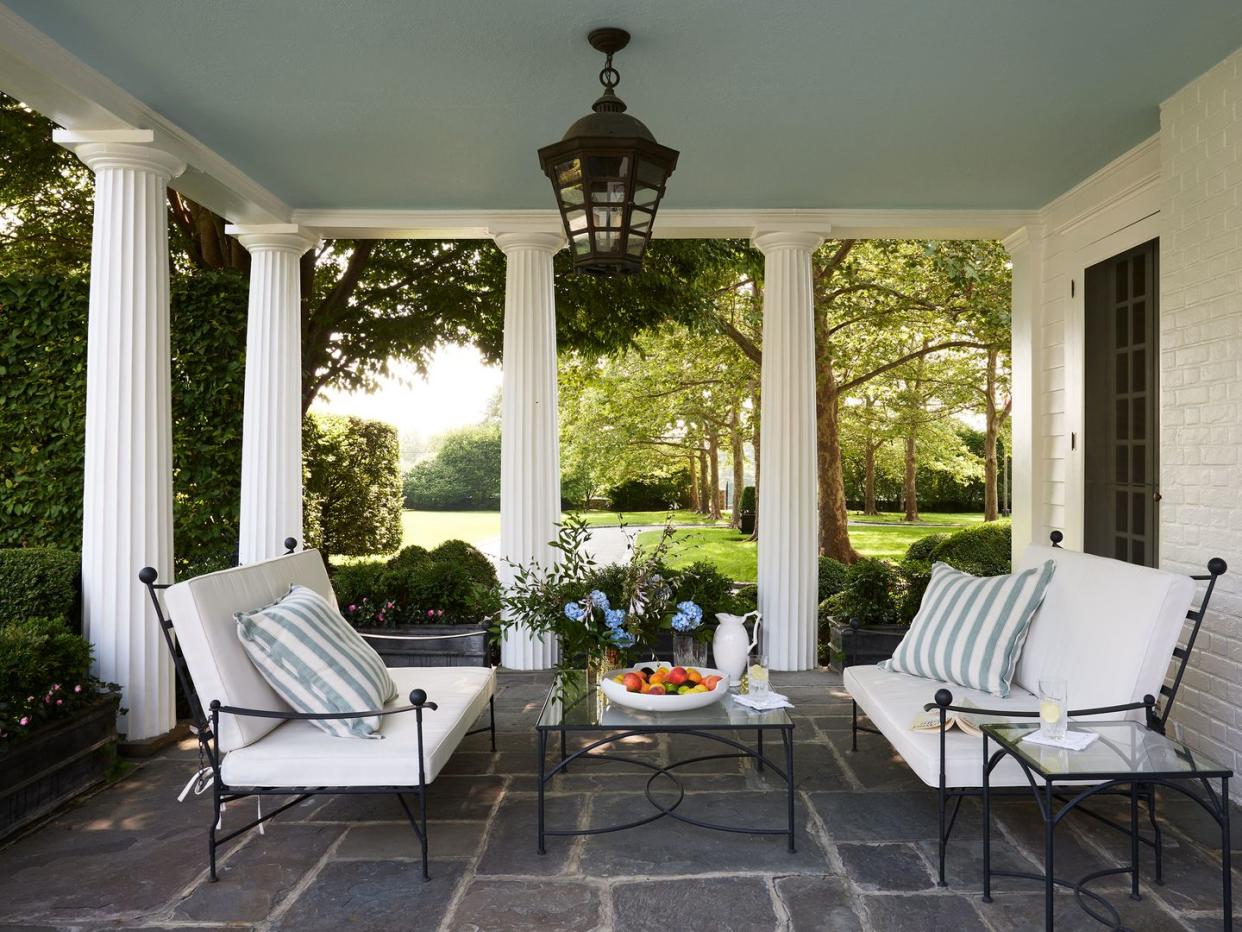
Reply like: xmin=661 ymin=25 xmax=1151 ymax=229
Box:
xmin=538 ymin=27 xmax=679 ymax=275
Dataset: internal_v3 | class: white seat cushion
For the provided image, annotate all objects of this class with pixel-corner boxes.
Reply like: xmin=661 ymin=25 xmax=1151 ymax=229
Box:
xmin=164 ymin=551 xmax=337 ymax=752
xmin=845 ymin=663 xmax=1041 ymax=788
xmin=220 ymin=666 xmax=495 ymax=788
xmin=1013 ymin=545 xmax=1196 ymax=709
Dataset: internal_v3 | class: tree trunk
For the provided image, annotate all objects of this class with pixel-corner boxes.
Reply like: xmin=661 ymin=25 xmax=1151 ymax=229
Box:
xmin=903 ymin=431 xmax=919 ymax=523
xmin=697 ymin=446 xmax=711 ymax=515
xmin=730 ymin=404 xmax=744 ymax=528
xmin=707 ymin=426 xmax=722 ymax=521
xmin=863 ymin=443 xmax=879 ymax=516
xmin=983 ymin=346 xmax=1000 ymax=522
xmin=688 ymin=452 xmax=700 ymax=512
xmin=749 ymin=385 xmax=761 ymax=542
xmin=816 ymin=358 xmax=859 ymax=562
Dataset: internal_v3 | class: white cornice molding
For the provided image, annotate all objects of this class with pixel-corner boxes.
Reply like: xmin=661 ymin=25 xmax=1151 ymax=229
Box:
xmin=293 ymin=207 xmax=1038 ymax=241
xmin=1038 ymin=135 xmax=1161 ymax=237
xmin=0 ymin=4 xmax=289 ymax=224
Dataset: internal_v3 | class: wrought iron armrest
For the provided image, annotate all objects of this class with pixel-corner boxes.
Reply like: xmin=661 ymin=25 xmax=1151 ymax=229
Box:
xmin=360 ymin=629 xmax=488 ymax=643
xmin=922 ymin=688 xmax=1157 ymax=725
xmin=209 ymin=689 xmax=438 ymax=722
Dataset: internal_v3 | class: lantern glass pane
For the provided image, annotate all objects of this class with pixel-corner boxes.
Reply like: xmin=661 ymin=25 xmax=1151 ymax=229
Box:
xmin=566 ymin=209 xmax=587 ymax=233
xmin=633 ymin=184 xmax=658 ymax=208
xmin=593 ymin=206 xmax=623 ymax=229
xmin=630 ymin=209 xmax=652 ymax=233
xmin=572 ymin=233 xmax=590 ymax=255
xmin=637 ymin=159 xmax=666 ymax=186
xmin=587 ymin=155 xmax=629 ymax=178
xmin=556 ymin=159 xmax=583 ymax=186
xmin=626 ymin=235 xmax=645 ymax=256
xmin=561 ymin=184 xmax=584 ymax=206
xmin=590 ymin=181 xmax=627 ymax=204
xmin=595 ymin=231 xmax=621 ymax=254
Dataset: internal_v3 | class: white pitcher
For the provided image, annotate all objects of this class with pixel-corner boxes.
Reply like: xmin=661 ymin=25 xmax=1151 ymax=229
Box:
xmin=713 ymin=611 xmax=761 ymax=686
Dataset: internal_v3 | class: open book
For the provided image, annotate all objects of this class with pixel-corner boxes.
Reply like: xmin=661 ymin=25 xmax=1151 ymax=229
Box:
xmin=909 ymin=697 xmax=1010 ymax=737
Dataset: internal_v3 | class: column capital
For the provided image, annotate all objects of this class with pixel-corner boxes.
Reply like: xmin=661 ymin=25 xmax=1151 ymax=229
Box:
xmin=493 ymin=231 xmax=566 ymax=255
xmin=53 ymin=129 xmax=185 ymax=180
xmin=1001 ymin=224 xmax=1045 ymax=257
xmin=751 ymin=229 xmax=826 ymax=256
xmin=226 ymin=223 xmax=320 ymax=255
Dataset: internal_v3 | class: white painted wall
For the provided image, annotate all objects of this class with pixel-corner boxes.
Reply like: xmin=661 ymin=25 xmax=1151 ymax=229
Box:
xmin=1158 ymin=47 xmax=1242 ymax=772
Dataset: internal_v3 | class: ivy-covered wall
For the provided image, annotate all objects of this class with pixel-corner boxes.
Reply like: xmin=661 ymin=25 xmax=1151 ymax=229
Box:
xmin=0 ymin=272 xmax=248 ymax=570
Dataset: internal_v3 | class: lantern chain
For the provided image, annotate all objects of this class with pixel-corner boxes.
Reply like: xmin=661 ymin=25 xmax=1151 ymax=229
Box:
xmin=599 ymin=52 xmax=620 ymax=91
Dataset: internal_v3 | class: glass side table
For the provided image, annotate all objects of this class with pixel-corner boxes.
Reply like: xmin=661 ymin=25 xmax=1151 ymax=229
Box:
xmin=982 ymin=721 xmax=1233 ymax=931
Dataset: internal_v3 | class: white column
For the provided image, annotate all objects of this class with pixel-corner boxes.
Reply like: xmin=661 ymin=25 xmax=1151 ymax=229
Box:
xmin=753 ymin=230 xmax=824 ymax=671
xmin=228 ymin=225 xmax=318 ymax=564
xmin=494 ymin=231 xmax=565 ymax=670
xmin=55 ymin=129 xmax=185 ymax=740
xmin=1003 ymin=225 xmax=1044 ymax=563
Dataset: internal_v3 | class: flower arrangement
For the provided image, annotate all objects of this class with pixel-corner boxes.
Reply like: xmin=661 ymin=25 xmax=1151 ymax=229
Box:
xmin=670 ymin=600 xmax=704 ymax=633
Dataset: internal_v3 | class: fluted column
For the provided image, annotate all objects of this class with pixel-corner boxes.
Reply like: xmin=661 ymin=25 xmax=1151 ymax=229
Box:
xmin=753 ymin=230 xmax=824 ymax=671
xmin=55 ymin=129 xmax=185 ymax=740
xmin=228 ymin=225 xmax=318 ymax=564
xmin=494 ymin=231 xmax=565 ymax=670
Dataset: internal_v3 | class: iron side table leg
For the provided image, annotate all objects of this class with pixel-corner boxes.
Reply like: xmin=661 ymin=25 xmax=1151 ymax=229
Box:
xmin=982 ymin=732 xmax=992 ymax=903
xmin=1045 ymin=779 xmax=1055 ymax=932
xmin=537 ymin=730 xmax=547 ymax=855
xmin=1130 ymin=782 xmax=1141 ymax=901
xmin=560 ymin=729 xmax=568 ymax=773
xmin=757 ymin=727 xmax=765 ymax=772
xmin=1223 ymin=775 xmax=1232 ymax=932
xmin=784 ymin=727 xmax=796 ymax=852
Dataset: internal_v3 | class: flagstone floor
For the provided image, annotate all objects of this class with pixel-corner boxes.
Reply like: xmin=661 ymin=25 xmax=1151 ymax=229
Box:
xmin=0 ymin=670 xmax=1234 ymax=931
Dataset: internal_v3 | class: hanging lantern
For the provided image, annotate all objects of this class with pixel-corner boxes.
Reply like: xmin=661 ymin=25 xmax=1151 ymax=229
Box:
xmin=538 ymin=28 xmax=679 ymax=275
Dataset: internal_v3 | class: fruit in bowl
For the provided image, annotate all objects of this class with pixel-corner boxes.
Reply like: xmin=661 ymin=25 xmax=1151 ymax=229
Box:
xmin=611 ymin=666 xmax=724 ymax=695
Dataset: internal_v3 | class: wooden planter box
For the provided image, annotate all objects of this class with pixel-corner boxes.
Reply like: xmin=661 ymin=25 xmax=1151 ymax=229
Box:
xmin=827 ymin=620 xmax=907 ymax=670
xmin=358 ymin=624 xmax=490 ymax=668
xmin=0 ymin=691 xmax=120 ymax=841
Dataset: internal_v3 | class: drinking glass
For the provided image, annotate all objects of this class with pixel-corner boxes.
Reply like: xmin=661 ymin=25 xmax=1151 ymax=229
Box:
xmin=748 ymin=646 xmax=770 ymax=699
xmin=1038 ymin=677 xmax=1068 ymax=740
xmin=673 ymin=634 xmax=707 ymax=669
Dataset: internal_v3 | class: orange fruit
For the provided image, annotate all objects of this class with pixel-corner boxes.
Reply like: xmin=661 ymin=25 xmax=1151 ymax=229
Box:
xmin=687 ymin=669 xmax=703 ymax=684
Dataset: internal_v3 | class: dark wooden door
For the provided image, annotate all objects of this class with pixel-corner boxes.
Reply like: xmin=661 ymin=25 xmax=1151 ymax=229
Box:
xmin=1083 ymin=240 xmax=1159 ymax=566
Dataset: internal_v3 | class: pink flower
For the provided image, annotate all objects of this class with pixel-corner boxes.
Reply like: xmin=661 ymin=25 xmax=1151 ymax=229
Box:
xmin=26 ymin=696 xmax=33 ymax=703
xmin=74 ymin=685 xmax=82 ymax=694
xmin=19 ymin=717 xmax=29 ymax=727
xmin=377 ymin=612 xmax=385 ymax=622
xmin=427 ymin=610 xmax=435 ymax=618
xmin=51 ymin=684 xmax=61 ymax=691
xmin=348 ymin=604 xmax=357 ymax=613
xmin=437 ymin=609 xmax=444 ymax=617
xmin=55 ymin=699 xmax=63 ymax=706
xmin=386 ymin=601 xmax=395 ymax=609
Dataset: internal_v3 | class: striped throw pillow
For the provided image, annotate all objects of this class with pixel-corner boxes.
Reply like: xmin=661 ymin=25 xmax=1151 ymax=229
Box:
xmin=881 ymin=560 xmax=1055 ymax=697
xmin=236 ymin=585 xmax=398 ymax=739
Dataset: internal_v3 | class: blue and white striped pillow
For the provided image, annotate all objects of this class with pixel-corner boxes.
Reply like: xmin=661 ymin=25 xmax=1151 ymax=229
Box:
xmin=236 ymin=585 xmax=398 ymax=739
xmin=881 ymin=560 xmax=1055 ymax=697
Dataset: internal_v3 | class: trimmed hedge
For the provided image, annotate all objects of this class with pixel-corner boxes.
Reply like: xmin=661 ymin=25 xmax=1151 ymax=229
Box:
xmin=825 ymin=558 xmax=901 ymax=628
xmin=0 ymin=548 xmax=79 ymax=630
xmin=739 ymin=485 xmax=756 ymax=513
xmin=897 ymin=521 xmax=1012 ymax=622
xmin=818 ymin=556 xmax=849 ymax=603
xmin=0 ymin=616 xmax=98 ymax=746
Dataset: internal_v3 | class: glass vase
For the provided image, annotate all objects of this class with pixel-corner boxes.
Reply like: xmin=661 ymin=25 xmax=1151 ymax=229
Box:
xmin=673 ymin=634 xmax=707 ymax=669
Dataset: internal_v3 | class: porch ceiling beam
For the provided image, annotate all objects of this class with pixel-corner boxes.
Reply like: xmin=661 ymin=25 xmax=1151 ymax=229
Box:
xmin=0 ymin=4 xmax=289 ymax=225
xmin=292 ymin=208 xmax=1039 ymax=241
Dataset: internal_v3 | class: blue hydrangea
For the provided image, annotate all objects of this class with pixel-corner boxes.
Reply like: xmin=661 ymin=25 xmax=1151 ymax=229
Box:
xmin=589 ymin=589 xmax=610 ymax=611
xmin=611 ymin=628 xmax=636 ymax=648
xmin=671 ymin=600 xmax=703 ymax=632
xmin=604 ymin=608 xmax=627 ymax=629
xmin=564 ymin=601 xmax=586 ymax=622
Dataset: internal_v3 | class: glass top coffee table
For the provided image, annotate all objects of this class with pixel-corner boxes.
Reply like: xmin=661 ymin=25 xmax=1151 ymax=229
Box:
xmin=981 ymin=721 xmax=1233 ymax=931
xmin=535 ymin=674 xmax=796 ymax=855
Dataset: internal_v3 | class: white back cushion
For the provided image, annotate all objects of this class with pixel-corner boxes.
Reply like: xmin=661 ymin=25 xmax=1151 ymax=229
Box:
xmin=1013 ymin=545 xmax=1195 ymax=712
xmin=164 ymin=550 xmax=337 ymax=752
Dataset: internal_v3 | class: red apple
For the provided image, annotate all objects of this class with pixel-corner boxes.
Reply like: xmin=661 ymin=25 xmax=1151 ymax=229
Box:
xmin=666 ymin=667 xmax=688 ymax=686
xmin=622 ymin=672 xmax=644 ymax=693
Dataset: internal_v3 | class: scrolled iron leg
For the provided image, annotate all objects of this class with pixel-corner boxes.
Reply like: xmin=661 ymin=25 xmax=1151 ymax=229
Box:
xmin=489 ymin=695 xmax=497 ymax=753
xmin=1146 ymin=785 xmax=1165 ymax=884
xmin=537 ymin=729 xmax=547 ymax=856
xmin=1044 ymin=780 xmax=1055 ymax=932
xmin=784 ymin=728 xmax=796 ymax=853
xmin=1130 ymin=782 xmax=1141 ymax=901
xmin=208 ymin=794 xmax=219 ymax=882
xmin=1223 ymin=776 xmax=1232 ymax=932
xmin=851 ymin=700 xmax=858 ymax=752
xmin=982 ymin=733 xmax=991 ymax=902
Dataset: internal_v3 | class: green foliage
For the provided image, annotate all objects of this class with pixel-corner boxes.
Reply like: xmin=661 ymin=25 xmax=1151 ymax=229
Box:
xmin=334 ymin=540 xmax=500 ymax=626
xmin=0 ymin=616 xmax=105 ymax=747
xmin=818 ymin=556 xmax=849 ymax=603
xmin=904 ymin=533 xmax=948 ymax=563
xmin=739 ymin=485 xmax=756 ymax=513
xmin=403 ymin=423 xmax=500 ymax=510
xmin=670 ymin=560 xmax=738 ymax=621
xmin=0 ymin=548 xmax=79 ymax=629
xmin=825 ymin=558 xmax=902 ymax=627
xmin=0 ymin=273 xmax=248 ymax=571
xmin=931 ymin=520 xmax=1012 ymax=577
xmin=304 ymin=413 xmax=404 ymax=561
xmin=607 ymin=472 xmax=690 ymax=512
xmin=0 ymin=277 xmax=88 ymax=548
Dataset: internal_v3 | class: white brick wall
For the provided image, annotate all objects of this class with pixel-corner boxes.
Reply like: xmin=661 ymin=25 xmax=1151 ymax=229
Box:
xmin=1160 ymin=47 xmax=1242 ymax=777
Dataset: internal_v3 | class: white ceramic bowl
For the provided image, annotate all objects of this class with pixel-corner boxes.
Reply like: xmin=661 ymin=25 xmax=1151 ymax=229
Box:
xmin=599 ymin=661 xmax=731 ymax=712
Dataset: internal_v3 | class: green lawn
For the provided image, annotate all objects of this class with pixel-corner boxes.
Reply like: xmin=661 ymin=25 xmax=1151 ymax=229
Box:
xmin=847 ymin=511 xmax=984 ymax=527
xmin=636 ymin=513 xmax=981 ymax=581
xmin=396 ymin=508 xmax=723 ymax=550
xmin=570 ymin=509 xmax=724 ymax=528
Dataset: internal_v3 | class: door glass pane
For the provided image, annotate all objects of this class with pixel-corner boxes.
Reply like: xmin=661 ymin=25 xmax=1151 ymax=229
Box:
xmin=1116 ymin=445 xmax=1129 ymax=483
xmin=1132 ymin=253 xmax=1146 ymax=297
xmin=1116 ymin=537 xmax=1129 ymax=560
xmin=1132 ymin=444 xmax=1146 ymax=484
xmin=1115 ymin=262 xmax=1129 ymax=301
xmin=1133 ymin=400 xmax=1146 ymax=440
xmin=1132 ymin=349 xmax=1146 ymax=393
xmin=1132 ymin=302 xmax=1145 ymax=346
xmin=1132 ymin=539 xmax=1145 ymax=566
xmin=1115 ymin=491 xmax=1129 ymax=531
xmin=1132 ymin=493 xmax=1145 ymax=533
xmin=1116 ymin=307 xmax=1128 ymax=348
xmin=1116 ymin=352 xmax=1129 ymax=394
xmin=1115 ymin=399 xmax=1129 ymax=439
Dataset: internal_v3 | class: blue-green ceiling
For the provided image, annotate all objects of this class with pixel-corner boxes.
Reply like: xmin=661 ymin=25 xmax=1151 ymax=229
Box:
xmin=7 ymin=1 xmax=1242 ymax=211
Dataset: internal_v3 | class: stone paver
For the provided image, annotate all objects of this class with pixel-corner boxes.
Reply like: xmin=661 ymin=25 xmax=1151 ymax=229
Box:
xmin=0 ymin=669 xmax=1236 ymax=932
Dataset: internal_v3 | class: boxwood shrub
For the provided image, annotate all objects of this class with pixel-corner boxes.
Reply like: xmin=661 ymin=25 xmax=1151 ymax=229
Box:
xmin=0 ymin=547 xmax=80 ymax=631
xmin=0 ymin=616 xmax=103 ymax=748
